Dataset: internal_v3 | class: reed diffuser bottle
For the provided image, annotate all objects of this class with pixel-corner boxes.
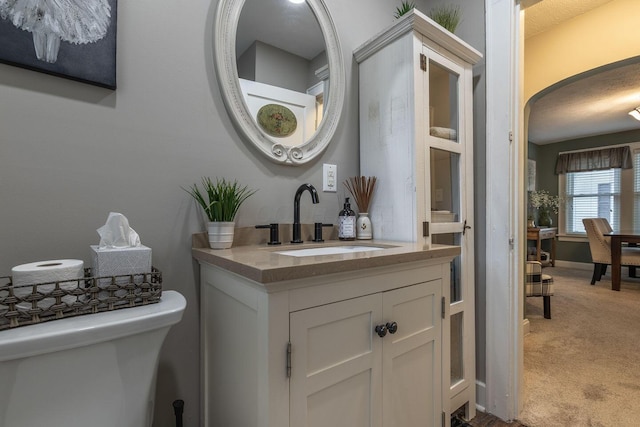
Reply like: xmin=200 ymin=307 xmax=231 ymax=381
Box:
xmin=344 ymin=176 xmax=377 ymax=240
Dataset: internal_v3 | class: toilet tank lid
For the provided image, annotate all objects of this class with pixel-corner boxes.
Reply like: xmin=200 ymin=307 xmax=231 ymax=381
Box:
xmin=0 ymin=290 xmax=186 ymax=362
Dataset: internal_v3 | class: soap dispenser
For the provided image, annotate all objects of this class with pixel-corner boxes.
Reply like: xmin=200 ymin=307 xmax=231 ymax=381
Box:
xmin=338 ymin=197 xmax=356 ymax=240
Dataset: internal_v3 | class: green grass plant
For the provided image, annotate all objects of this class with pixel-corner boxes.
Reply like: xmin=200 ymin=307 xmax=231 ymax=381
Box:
xmin=184 ymin=177 xmax=256 ymax=222
xmin=429 ymin=4 xmax=461 ymax=33
xmin=394 ymin=1 xmax=415 ymax=19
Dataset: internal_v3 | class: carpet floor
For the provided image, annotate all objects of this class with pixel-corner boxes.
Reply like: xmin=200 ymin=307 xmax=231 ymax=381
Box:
xmin=519 ymin=265 xmax=640 ymax=426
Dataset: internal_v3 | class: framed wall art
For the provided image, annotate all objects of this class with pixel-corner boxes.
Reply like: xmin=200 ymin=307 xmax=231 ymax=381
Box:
xmin=0 ymin=0 xmax=118 ymax=89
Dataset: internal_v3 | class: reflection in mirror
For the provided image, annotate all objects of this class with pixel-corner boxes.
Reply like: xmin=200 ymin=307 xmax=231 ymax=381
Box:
xmin=214 ymin=0 xmax=344 ymax=165
xmin=236 ymin=0 xmax=327 ymax=146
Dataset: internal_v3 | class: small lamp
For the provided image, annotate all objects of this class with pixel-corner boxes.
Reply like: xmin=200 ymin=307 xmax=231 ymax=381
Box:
xmin=629 ymin=107 xmax=640 ymax=121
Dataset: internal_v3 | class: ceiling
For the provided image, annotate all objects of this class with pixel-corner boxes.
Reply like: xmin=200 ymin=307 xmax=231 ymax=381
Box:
xmin=528 ymin=60 xmax=640 ymax=144
xmin=523 ymin=0 xmax=613 ymax=39
xmin=524 ymin=0 xmax=640 ymax=144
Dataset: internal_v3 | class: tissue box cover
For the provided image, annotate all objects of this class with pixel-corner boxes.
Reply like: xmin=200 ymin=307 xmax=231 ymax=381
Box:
xmin=90 ymin=245 xmax=152 ymax=280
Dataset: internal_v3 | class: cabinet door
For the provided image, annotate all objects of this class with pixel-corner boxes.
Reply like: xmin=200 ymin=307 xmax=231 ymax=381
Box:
xmin=290 ymin=294 xmax=383 ymax=427
xmin=423 ymin=45 xmax=476 ymax=418
xmin=290 ymin=281 xmax=442 ymax=427
xmin=382 ymin=280 xmax=443 ymax=427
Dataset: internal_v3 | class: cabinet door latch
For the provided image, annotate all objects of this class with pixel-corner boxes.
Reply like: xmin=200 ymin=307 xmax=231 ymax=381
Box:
xmin=463 ymin=219 xmax=471 ymax=235
xmin=286 ymin=341 xmax=292 ymax=378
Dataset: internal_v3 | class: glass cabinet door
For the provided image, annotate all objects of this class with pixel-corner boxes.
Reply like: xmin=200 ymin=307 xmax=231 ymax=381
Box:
xmin=428 ymin=61 xmax=459 ymax=143
xmin=424 ymin=46 xmax=476 ymax=418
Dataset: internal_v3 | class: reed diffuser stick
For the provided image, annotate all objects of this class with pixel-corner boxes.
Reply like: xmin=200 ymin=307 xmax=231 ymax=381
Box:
xmin=344 ymin=176 xmax=377 ymax=212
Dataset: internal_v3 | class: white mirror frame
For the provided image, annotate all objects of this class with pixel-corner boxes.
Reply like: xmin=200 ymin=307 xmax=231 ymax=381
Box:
xmin=214 ymin=0 xmax=345 ymax=165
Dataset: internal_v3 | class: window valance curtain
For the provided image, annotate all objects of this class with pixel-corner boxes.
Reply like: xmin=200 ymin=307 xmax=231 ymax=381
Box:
xmin=555 ymin=146 xmax=632 ymax=174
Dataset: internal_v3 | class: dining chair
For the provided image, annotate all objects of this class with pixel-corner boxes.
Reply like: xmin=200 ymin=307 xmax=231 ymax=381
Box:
xmin=525 ymin=261 xmax=553 ymax=319
xmin=582 ymin=218 xmax=640 ymax=285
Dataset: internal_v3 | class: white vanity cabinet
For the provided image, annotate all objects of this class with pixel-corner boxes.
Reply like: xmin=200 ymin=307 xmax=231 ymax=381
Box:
xmin=290 ymin=279 xmax=441 ymax=426
xmin=198 ymin=251 xmax=455 ymax=427
xmin=354 ymin=10 xmax=482 ymax=421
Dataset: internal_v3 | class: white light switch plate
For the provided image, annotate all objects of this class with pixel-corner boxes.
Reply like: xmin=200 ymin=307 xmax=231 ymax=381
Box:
xmin=323 ymin=164 xmax=337 ymax=192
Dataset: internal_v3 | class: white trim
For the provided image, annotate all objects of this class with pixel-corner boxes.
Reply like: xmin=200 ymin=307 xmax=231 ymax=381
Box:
xmin=522 ymin=318 xmax=530 ymax=336
xmin=557 ymin=234 xmax=588 ymax=243
xmin=475 ymin=380 xmax=486 ymax=413
xmin=485 ymin=0 xmax=521 ymax=421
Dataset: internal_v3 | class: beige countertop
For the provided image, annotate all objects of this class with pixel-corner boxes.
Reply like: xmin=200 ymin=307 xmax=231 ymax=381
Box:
xmin=192 ymin=233 xmax=460 ymax=284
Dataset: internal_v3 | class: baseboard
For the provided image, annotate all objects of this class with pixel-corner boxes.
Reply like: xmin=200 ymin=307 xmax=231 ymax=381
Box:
xmin=475 ymin=380 xmax=486 ymax=413
xmin=523 ymin=318 xmax=530 ymax=335
xmin=553 ymin=260 xmax=592 ymax=270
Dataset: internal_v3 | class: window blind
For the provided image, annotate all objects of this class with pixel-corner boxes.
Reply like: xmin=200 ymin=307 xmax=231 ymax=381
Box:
xmin=565 ymin=169 xmax=620 ymax=233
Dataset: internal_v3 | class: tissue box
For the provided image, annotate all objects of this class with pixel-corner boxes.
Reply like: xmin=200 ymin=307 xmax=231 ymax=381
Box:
xmin=90 ymin=245 xmax=152 ymax=285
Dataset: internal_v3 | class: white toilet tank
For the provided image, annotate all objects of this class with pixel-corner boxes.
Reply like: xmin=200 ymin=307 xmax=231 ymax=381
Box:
xmin=0 ymin=290 xmax=186 ymax=427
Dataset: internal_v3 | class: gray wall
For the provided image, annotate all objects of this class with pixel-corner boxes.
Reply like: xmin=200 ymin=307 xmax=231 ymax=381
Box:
xmin=238 ymin=42 xmax=327 ymax=93
xmin=236 ymin=42 xmax=257 ymax=81
xmin=0 ymin=0 xmax=487 ymax=424
xmin=308 ymin=50 xmax=328 ymax=88
xmin=239 ymin=41 xmax=312 ymax=92
xmin=533 ymin=129 xmax=640 ymax=263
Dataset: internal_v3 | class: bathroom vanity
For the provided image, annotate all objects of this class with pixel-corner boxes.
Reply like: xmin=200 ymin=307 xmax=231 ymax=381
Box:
xmin=193 ymin=237 xmax=459 ymax=426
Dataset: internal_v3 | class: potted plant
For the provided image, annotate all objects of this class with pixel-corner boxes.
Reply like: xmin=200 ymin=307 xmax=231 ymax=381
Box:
xmin=529 ymin=190 xmax=561 ymax=227
xmin=429 ymin=4 xmax=461 ymax=33
xmin=394 ymin=1 xmax=415 ymax=19
xmin=184 ymin=177 xmax=256 ymax=249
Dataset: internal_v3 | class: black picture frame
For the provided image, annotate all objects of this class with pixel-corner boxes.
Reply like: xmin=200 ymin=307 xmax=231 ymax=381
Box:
xmin=0 ymin=0 xmax=118 ymax=89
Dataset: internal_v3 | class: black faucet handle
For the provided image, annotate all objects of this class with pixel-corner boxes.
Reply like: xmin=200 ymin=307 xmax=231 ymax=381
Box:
xmin=313 ymin=223 xmax=334 ymax=242
xmin=255 ymin=223 xmax=281 ymax=245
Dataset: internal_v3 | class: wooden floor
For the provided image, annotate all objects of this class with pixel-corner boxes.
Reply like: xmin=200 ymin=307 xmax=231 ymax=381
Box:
xmin=454 ymin=411 xmax=528 ymax=427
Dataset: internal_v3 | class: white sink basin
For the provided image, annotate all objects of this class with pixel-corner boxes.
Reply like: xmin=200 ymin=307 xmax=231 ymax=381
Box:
xmin=275 ymin=245 xmax=386 ymax=257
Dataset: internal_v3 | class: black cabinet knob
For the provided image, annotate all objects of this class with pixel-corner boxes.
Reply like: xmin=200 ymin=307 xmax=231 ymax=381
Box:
xmin=375 ymin=324 xmax=387 ymax=337
xmin=386 ymin=321 xmax=398 ymax=334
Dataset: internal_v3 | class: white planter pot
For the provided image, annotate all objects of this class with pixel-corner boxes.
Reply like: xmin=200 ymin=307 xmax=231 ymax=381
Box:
xmin=207 ymin=221 xmax=235 ymax=249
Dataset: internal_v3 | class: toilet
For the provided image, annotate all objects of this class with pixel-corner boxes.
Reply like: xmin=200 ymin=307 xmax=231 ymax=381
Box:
xmin=0 ymin=290 xmax=186 ymax=427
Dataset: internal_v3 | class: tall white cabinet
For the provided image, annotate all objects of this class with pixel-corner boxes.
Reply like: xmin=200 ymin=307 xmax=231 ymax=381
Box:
xmin=354 ymin=10 xmax=482 ymax=421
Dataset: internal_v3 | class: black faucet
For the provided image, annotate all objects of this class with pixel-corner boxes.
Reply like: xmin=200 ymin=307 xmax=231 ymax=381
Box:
xmin=292 ymin=183 xmax=319 ymax=243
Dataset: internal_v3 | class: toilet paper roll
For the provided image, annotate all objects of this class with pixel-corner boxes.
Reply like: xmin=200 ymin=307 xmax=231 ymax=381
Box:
xmin=11 ymin=259 xmax=84 ymax=308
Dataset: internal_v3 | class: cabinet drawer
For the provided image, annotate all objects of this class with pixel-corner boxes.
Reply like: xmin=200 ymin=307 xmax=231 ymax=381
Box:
xmin=539 ymin=229 xmax=556 ymax=239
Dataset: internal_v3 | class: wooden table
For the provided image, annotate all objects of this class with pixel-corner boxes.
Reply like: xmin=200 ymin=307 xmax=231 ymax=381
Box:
xmin=607 ymin=231 xmax=640 ymax=291
xmin=527 ymin=227 xmax=557 ymax=267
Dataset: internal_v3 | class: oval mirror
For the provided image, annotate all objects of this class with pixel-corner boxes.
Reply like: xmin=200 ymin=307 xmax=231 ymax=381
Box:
xmin=214 ymin=0 xmax=345 ymax=165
